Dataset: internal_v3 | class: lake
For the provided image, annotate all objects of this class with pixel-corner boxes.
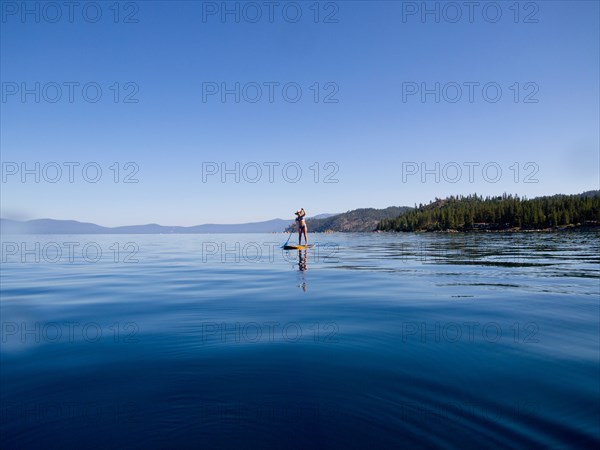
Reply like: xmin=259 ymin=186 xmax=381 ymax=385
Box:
xmin=1 ymin=232 xmax=599 ymax=449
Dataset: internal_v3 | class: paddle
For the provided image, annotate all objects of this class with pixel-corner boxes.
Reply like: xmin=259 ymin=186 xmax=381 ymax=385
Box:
xmin=282 ymin=226 xmax=293 ymax=247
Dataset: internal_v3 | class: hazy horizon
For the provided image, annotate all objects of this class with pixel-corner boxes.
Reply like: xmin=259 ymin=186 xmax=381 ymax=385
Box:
xmin=1 ymin=189 xmax=597 ymax=228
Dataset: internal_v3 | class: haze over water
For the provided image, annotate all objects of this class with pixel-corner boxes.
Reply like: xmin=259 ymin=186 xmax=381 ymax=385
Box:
xmin=1 ymin=232 xmax=599 ymax=448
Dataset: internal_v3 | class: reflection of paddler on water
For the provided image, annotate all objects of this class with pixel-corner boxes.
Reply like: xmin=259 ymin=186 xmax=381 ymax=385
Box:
xmin=297 ymin=249 xmax=308 ymax=292
xmin=298 ymin=249 xmax=308 ymax=271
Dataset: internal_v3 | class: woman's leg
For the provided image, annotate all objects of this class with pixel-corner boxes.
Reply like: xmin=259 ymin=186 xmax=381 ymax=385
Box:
xmin=303 ymin=225 xmax=308 ymax=245
xmin=298 ymin=227 xmax=302 ymax=245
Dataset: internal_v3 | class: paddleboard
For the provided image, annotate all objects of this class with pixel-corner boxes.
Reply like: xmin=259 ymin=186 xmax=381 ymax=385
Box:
xmin=283 ymin=244 xmax=314 ymax=250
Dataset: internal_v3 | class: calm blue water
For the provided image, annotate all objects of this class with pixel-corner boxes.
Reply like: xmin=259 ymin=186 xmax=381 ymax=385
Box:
xmin=1 ymin=233 xmax=599 ymax=449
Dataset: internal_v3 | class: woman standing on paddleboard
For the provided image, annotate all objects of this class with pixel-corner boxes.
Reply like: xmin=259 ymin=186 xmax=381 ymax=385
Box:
xmin=295 ymin=208 xmax=308 ymax=246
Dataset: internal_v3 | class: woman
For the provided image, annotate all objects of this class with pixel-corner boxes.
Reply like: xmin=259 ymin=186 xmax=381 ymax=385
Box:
xmin=295 ymin=208 xmax=308 ymax=246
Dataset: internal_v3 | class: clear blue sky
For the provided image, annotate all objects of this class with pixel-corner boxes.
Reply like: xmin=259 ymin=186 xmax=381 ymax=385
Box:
xmin=1 ymin=0 xmax=598 ymax=226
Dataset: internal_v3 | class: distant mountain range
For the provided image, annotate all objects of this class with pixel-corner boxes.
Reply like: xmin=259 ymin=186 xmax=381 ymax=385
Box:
xmin=0 ymin=214 xmax=342 ymax=234
xmin=0 ymin=218 xmax=291 ymax=234
xmin=0 ymin=211 xmax=385 ymax=234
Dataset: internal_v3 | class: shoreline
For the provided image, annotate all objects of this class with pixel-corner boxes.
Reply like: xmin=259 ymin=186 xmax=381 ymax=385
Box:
xmin=320 ymin=224 xmax=600 ymax=234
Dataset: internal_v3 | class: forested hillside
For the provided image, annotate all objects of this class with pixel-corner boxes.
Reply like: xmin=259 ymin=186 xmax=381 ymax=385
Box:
xmin=376 ymin=192 xmax=600 ymax=232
